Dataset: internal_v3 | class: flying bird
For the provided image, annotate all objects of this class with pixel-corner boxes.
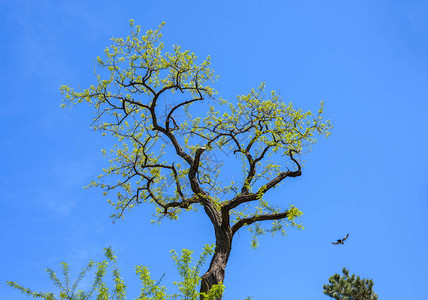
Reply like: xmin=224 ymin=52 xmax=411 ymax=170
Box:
xmin=332 ymin=233 xmax=349 ymax=245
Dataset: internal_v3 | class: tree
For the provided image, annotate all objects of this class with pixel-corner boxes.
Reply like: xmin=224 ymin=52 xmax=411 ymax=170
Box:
xmin=323 ymin=268 xmax=378 ymax=300
xmin=60 ymin=20 xmax=331 ymax=298
xmin=7 ymin=245 xmax=225 ymax=300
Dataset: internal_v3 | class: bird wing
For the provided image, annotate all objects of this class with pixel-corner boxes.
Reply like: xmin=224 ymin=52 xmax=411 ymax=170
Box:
xmin=331 ymin=241 xmax=339 ymax=245
xmin=342 ymin=233 xmax=349 ymax=241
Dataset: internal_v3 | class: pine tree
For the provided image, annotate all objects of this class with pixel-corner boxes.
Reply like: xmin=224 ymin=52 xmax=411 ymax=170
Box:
xmin=323 ymin=268 xmax=378 ymax=300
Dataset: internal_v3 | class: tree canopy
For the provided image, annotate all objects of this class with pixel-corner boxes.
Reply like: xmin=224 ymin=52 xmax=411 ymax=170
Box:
xmin=61 ymin=19 xmax=330 ymax=239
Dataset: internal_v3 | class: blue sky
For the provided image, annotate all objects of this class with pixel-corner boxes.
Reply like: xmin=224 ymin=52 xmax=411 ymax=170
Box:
xmin=1 ymin=0 xmax=427 ymax=299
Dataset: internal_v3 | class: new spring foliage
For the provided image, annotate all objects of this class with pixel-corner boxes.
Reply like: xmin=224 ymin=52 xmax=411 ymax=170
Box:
xmin=7 ymin=245 xmax=225 ymax=300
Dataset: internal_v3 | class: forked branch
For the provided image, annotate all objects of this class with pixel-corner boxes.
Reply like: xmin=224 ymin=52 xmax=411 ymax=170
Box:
xmin=222 ymin=150 xmax=301 ymax=212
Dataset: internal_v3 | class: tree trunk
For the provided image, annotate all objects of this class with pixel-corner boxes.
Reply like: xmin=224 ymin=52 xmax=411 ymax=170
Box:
xmin=200 ymin=228 xmax=232 ymax=300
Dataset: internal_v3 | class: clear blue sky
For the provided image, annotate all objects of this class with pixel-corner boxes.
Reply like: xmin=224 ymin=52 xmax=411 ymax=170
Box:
xmin=1 ymin=1 xmax=427 ymax=299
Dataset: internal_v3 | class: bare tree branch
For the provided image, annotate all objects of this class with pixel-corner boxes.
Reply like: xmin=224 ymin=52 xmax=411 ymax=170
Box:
xmin=231 ymin=210 xmax=290 ymax=236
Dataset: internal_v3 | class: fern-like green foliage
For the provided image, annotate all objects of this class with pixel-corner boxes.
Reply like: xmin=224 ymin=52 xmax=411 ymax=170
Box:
xmin=7 ymin=245 xmax=228 ymax=300
xmin=323 ymin=268 xmax=378 ymax=300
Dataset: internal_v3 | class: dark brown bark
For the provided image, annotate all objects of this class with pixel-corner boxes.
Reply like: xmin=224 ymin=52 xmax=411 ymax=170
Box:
xmin=200 ymin=221 xmax=232 ymax=300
